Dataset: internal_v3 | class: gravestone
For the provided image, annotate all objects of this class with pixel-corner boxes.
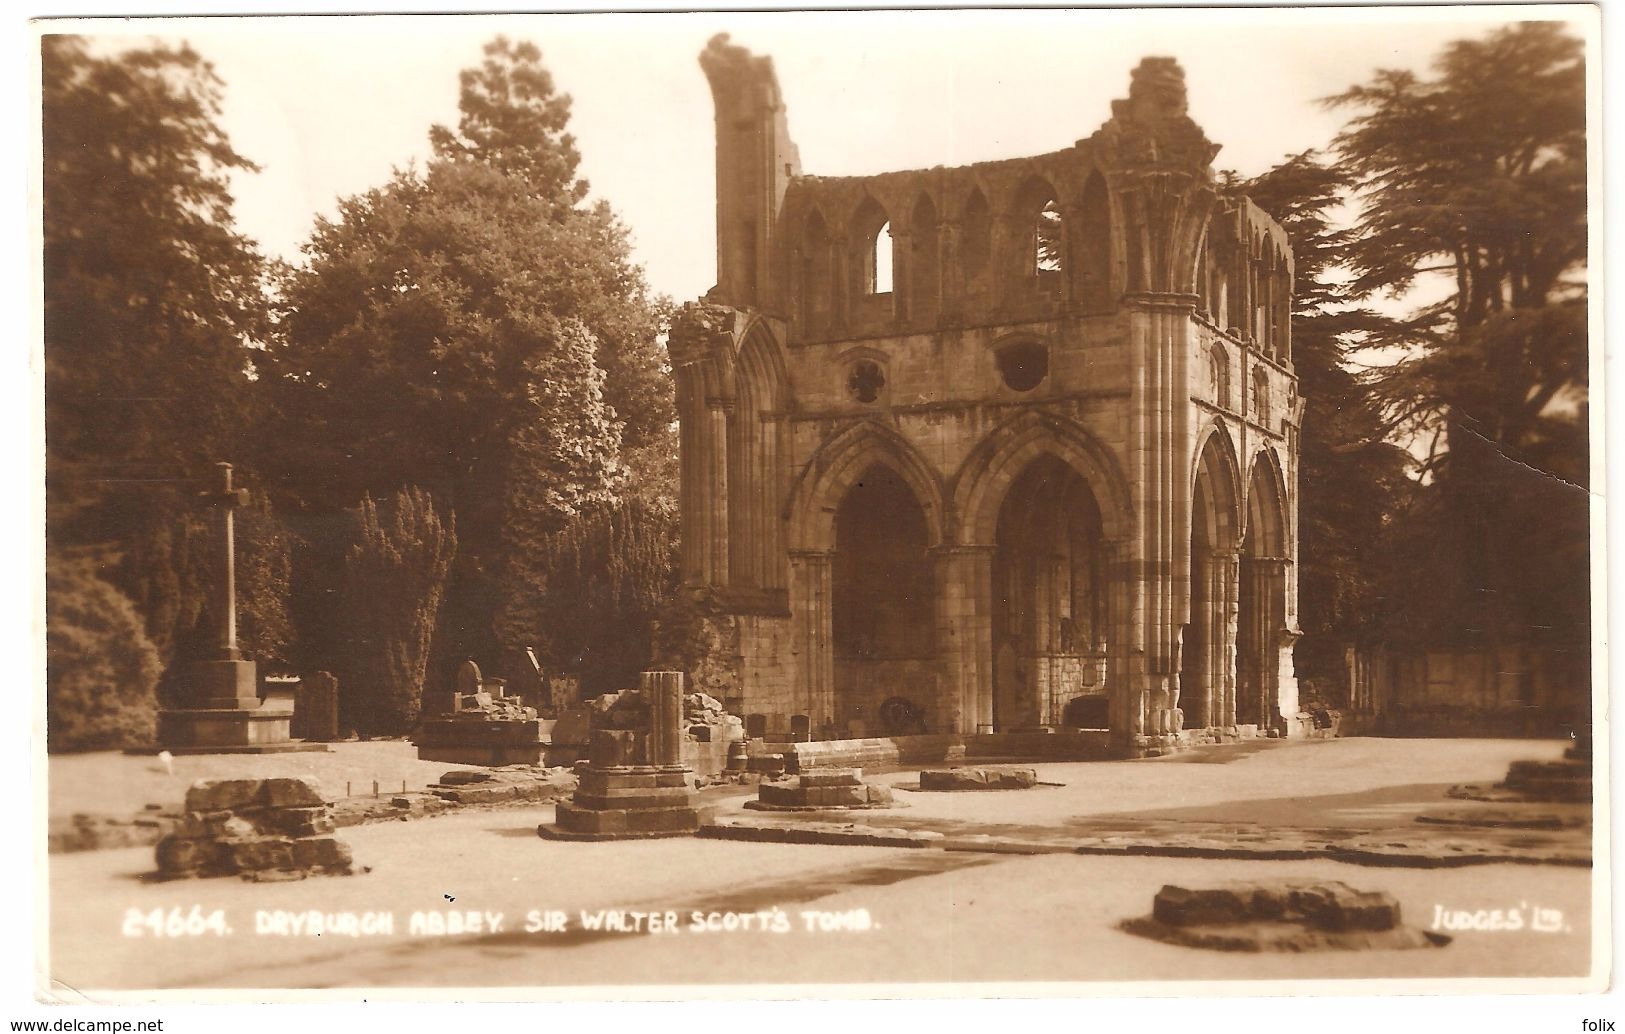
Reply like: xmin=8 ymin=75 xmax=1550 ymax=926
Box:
xmin=295 ymin=672 xmax=341 ymax=742
xmin=452 ymin=659 xmax=483 ymax=712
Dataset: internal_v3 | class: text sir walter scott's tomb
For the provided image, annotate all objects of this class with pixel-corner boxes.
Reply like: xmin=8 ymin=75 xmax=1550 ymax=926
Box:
xmin=669 ymin=36 xmax=1302 ymax=758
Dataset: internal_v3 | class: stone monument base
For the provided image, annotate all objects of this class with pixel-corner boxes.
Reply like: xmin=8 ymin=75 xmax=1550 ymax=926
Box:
xmin=157 ymin=705 xmax=323 ymax=754
xmin=156 ymin=654 xmax=325 ymax=754
xmin=415 ymin=715 xmax=544 ymax=767
xmin=744 ymin=768 xmax=896 ymax=810
xmin=540 ymin=765 xmax=711 ymax=840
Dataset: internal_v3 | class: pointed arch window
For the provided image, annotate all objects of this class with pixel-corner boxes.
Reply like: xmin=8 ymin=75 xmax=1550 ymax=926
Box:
xmin=1035 ymin=200 xmax=1063 ymax=277
xmin=869 ymin=222 xmax=894 ymax=295
xmin=1209 ymin=345 xmax=1230 ymax=408
xmin=1251 ymin=366 xmax=1270 ymax=420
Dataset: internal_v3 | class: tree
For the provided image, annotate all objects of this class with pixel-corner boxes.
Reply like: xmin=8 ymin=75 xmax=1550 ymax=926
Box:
xmin=427 ymin=36 xmax=673 ymax=457
xmin=43 ymin=36 xmax=271 ymax=667
xmin=337 ymin=489 xmax=457 ymax=735
xmin=266 ymin=37 xmax=674 ymax=685
xmin=428 ymin=36 xmax=588 ymax=207
xmin=43 ymin=36 xmax=268 ymax=534
xmin=1326 ymin=22 xmax=1589 ymax=652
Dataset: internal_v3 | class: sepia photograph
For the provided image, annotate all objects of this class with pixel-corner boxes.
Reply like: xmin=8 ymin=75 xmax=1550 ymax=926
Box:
xmin=30 ymin=3 xmax=1605 ymax=1009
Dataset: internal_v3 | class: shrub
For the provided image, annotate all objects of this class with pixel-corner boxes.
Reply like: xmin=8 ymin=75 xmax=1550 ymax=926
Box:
xmin=337 ymin=488 xmax=456 ymax=735
xmin=46 ymin=555 xmax=163 ymax=751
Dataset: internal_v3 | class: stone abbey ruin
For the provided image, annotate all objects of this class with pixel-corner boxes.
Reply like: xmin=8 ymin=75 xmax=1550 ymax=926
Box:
xmin=670 ymin=36 xmax=1302 ymax=758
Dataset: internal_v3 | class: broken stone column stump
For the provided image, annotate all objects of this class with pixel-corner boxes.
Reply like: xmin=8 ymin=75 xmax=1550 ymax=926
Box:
xmin=744 ymin=768 xmax=896 ymax=810
xmin=154 ymin=777 xmax=353 ymax=880
xmin=543 ymin=765 xmax=712 ymax=840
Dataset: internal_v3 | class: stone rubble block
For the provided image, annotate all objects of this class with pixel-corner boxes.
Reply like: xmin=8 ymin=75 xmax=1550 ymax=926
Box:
xmin=1152 ymin=880 xmax=1402 ymax=931
xmin=184 ymin=779 xmax=264 ymax=813
xmin=1125 ymin=879 xmax=1433 ymax=953
xmin=919 ymin=766 xmax=1039 ymax=791
xmin=799 ymin=768 xmax=863 ymax=787
xmin=156 ymin=776 xmax=352 ymax=881
xmin=747 ymin=772 xmax=896 ymax=810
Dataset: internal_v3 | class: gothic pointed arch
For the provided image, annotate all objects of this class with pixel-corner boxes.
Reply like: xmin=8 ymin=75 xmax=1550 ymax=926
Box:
xmin=952 ymin=409 xmax=1133 ymax=547
xmin=960 ymin=185 xmax=992 ymax=283
xmin=728 ymin=319 xmax=792 ymax=593
xmin=1078 ymin=168 xmax=1113 ymax=310
xmin=1242 ymin=446 xmax=1289 ymax=557
xmin=909 ymin=191 xmax=941 ymax=325
xmin=786 ymin=419 xmax=946 ymax=553
xmin=1191 ymin=419 xmax=1243 ymax=553
xmin=796 ymin=204 xmax=833 ymax=337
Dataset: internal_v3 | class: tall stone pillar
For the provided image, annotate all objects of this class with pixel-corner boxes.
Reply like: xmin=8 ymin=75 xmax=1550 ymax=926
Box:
xmin=705 ymin=400 xmax=732 ymax=587
xmin=931 ymin=545 xmax=995 ymax=734
xmin=790 ymin=550 xmax=835 ymax=727
xmin=1122 ymin=295 xmax=1197 ymax=754
xmin=1239 ymin=555 xmax=1289 ymax=731
xmin=1214 ymin=548 xmax=1241 ymax=729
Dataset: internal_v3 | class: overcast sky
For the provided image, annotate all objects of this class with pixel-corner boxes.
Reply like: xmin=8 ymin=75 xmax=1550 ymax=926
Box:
xmin=71 ymin=6 xmax=1589 ymax=304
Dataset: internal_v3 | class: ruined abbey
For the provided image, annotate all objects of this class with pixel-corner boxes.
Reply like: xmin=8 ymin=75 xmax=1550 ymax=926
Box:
xmin=669 ymin=35 xmax=1302 ymax=756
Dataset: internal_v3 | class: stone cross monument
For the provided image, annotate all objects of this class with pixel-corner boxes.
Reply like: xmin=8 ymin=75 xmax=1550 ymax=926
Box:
xmin=157 ymin=462 xmax=322 ymax=753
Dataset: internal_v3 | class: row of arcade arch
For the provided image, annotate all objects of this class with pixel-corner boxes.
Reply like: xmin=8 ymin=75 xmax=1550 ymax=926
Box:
xmin=785 ymin=414 xmax=1290 ymax=737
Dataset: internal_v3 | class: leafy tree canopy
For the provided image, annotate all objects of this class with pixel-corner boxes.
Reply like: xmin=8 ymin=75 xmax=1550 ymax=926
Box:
xmin=1326 ymin=21 xmax=1586 ymax=480
xmin=43 ymin=36 xmax=269 ymax=543
xmin=266 ymin=37 xmax=676 ymax=679
xmin=429 ymin=36 xmax=588 ymax=206
xmin=1324 ymin=22 xmax=1589 ymax=648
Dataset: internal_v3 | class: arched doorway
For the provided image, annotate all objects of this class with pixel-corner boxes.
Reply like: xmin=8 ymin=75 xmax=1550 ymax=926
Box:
xmin=991 ymin=455 xmax=1109 ymax=731
xmin=832 ymin=463 xmax=936 ymax=735
xmin=1181 ymin=430 xmax=1241 ymax=730
xmin=1237 ymin=453 xmax=1288 ymax=731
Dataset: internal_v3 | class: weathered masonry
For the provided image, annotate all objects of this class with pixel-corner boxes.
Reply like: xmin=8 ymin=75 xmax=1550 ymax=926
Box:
xmin=670 ymin=35 xmax=1302 ymax=756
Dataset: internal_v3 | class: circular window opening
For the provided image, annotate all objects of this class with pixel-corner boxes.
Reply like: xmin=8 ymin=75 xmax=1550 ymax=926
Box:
xmin=997 ymin=342 xmax=1049 ymax=392
xmin=848 ymin=360 xmax=886 ymax=404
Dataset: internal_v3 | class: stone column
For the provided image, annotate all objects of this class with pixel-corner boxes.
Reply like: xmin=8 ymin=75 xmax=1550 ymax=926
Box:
xmin=185 ymin=463 xmax=257 ymax=712
xmin=705 ymin=399 xmax=732 ymax=587
xmin=207 ymin=462 xmax=250 ymax=661
xmin=939 ymin=220 xmax=962 ymax=322
xmin=1239 ymin=555 xmax=1288 ymax=729
xmin=1122 ymin=295 xmax=1197 ymax=752
xmin=1214 ymin=548 xmax=1241 ymax=729
xmin=931 ymin=545 xmax=994 ymax=734
xmin=643 ymin=670 xmax=686 ymax=767
xmin=890 ymin=226 xmax=913 ymax=325
xmin=675 ymin=371 xmax=709 ymax=588
xmin=789 ymin=550 xmax=835 ymax=727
